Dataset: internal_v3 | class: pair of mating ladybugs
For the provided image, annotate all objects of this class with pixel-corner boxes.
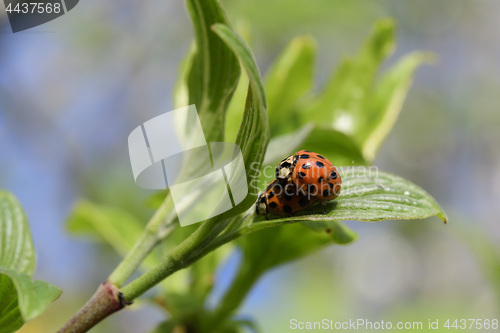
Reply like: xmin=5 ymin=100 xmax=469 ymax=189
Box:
xmin=255 ymin=150 xmax=342 ymax=216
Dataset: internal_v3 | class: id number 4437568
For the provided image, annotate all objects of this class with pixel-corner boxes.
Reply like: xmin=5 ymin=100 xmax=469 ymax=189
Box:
xmin=5 ymin=2 xmax=62 ymax=14
xmin=444 ymin=318 xmax=498 ymax=330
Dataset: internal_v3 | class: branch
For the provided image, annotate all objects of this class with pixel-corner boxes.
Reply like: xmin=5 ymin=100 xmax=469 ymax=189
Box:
xmin=57 ymin=281 xmax=129 ymax=333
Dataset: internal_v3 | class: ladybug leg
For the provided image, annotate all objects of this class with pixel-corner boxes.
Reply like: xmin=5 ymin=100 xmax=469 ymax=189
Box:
xmin=321 ymin=201 xmax=327 ymax=214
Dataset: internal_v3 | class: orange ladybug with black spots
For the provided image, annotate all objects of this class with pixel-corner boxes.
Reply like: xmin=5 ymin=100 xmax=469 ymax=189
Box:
xmin=292 ymin=150 xmax=341 ymax=201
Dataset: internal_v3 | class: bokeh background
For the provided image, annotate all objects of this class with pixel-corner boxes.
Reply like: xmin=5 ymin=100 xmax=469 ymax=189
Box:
xmin=1 ymin=0 xmax=499 ymax=332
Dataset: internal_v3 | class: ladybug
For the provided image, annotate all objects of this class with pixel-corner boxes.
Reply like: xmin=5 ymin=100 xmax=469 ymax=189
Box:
xmin=292 ymin=150 xmax=341 ymax=201
xmin=255 ymin=179 xmax=316 ymax=216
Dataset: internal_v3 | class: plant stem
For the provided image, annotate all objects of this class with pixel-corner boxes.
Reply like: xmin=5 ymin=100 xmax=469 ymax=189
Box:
xmin=121 ymin=216 xmax=231 ymax=301
xmin=57 ymin=281 xmax=127 ymax=333
xmin=58 ymin=210 xmax=291 ymax=332
xmin=108 ymin=194 xmax=177 ymax=287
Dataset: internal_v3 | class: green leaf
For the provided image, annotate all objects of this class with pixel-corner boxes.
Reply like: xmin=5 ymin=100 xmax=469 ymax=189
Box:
xmin=0 ymin=192 xmax=35 ymax=276
xmin=225 ymin=69 xmax=249 ymax=144
xmin=66 ymin=199 xmax=176 ymax=278
xmin=67 ymin=200 xmax=146 ymax=258
xmin=263 ymin=124 xmax=313 ymax=165
xmin=0 ymin=268 xmax=61 ymax=323
xmin=301 ymin=220 xmax=358 ymax=245
xmin=186 ymin=0 xmax=241 ymax=142
xmin=212 ymin=23 xmax=269 ymax=202
xmin=263 ymin=124 xmax=368 ymax=176
xmin=173 ymin=43 xmax=195 ymax=109
xmin=361 ymin=52 xmax=435 ymax=161
xmin=250 ymin=169 xmax=448 ymax=227
xmin=0 ymin=192 xmax=61 ymax=332
xmin=265 ymin=36 xmax=316 ymax=136
xmin=224 ymin=22 xmax=253 ymax=144
xmin=300 ymin=127 xmax=368 ymax=166
xmin=210 ymin=169 xmax=445 ymax=325
xmin=240 ymin=221 xmax=356 ymax=273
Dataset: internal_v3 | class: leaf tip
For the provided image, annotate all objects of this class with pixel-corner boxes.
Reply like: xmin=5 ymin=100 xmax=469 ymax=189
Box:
xmin=438 ymin=212 xmax=449 ymax=224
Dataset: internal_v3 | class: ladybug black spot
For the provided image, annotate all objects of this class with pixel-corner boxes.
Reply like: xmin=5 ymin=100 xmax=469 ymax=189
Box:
xmin=328 ymin=182 xmax=334 ymax=189
xmin=318 ymin=177 xmax=324 ymax=183
xmin=299 ymin=154 xmax=310 ymax=159
xmin=330 ymin=171 xmax=337 ymax=179
xmin=316 ymin=161 xmax=324 ymax=168
xmin=298 ymin=197 xmax=308 ymax=207
xmin=269 ymin=202 xmax=278 ymax=209
xmin=304 ymin=150 xmax=312 ymax=153
xmin=323 ymin=189 xmax=331 ymax=197
xmin=298 ymin=172 xmax=306 ymax=179
xmin=317 ymin=154 xmax=326 ymax=159
xmin=302 ymin=163 xmax=311 ymax=169
xmin=307 ymin=184 xmax=317 ymax=195
xmin=268 ymin=192 xmax=275 ymax=199
xmin=283 ymin=205 xmax=293 ymax=214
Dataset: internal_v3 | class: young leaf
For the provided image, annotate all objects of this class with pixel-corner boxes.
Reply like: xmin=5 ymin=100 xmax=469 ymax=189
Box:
xmin=263 ymin=124 xmax=368 ymax=170
xmin=300 ymin=126 xmax=368 ymax=166
xmin=173 ymin=43 xmax=195 ymax=109
xmin=186 ymin=0 xmax=241 ymax=142
xmin=0 ymin=192 xmax=61 ymax=332
xmin=66 ymin=200 xmax=146 ymax=258
xmin=301 ymin=220 xmax=358 ymax=245
xmin=265 ymin=36 xmax=316 ymax=136
xmin=212 ymin=23 xmax=269 ymax=203
xmin=263 ymin=124 xmax=313 ymax=165
xmin=240 ymin=221 xmax=356 ymax=273
xmin=225 ymin=69 xmax=249 ymax=144
xmin=361 ymin=52 xmax=435 ymax=161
